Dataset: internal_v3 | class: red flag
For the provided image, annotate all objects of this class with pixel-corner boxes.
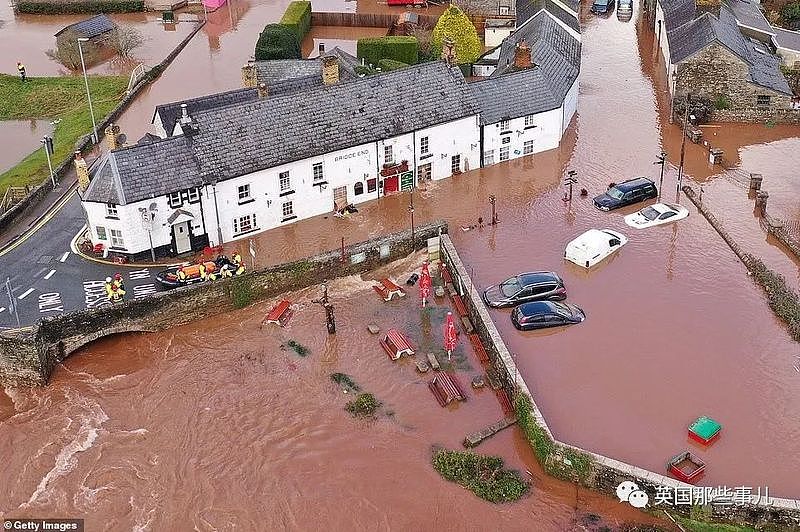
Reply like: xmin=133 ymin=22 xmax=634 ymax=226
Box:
xmin=419 ymin=261 xmax=432 ymax=307
xmin=443 ymin=311 xmax=458 ymax=359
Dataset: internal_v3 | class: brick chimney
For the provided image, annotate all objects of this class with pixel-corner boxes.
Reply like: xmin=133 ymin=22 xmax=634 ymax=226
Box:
xmin=696 ymin=0 xmax=721 ymax=18
xmin=513 ymin=41 xmax=532 ymax=69
xmin=104 ymin=124 xmax=119 ymax=151
xmin=441 ymin=37 xmax=456 ymax=65
xmin=75 ymin=151 xmax=90 ymax=192
xmin=241 ymin=63 xmax=257 ymax=88
xmin=258 ymin=82 xmax=269 ymax=98
xmin=322 ymin=56 xmax=339 ymax=85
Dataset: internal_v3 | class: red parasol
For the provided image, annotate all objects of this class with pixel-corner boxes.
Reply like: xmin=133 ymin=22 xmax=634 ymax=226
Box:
xmin=443 ymin=311 xmax=458 ymax=360
xmin=419 ymin=261 xmax=432 ymax=307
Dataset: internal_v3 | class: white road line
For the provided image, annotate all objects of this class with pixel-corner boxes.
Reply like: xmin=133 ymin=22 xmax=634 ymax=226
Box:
xmin=60 ymin=252 xmax=70 ymax=262
xmin=18 ymin=288 xmax=35 ymax=300
xmin=44 ymin=269 xmax=56 ymax=280
xmin=0 ymin=307 xmax=5 ymax=313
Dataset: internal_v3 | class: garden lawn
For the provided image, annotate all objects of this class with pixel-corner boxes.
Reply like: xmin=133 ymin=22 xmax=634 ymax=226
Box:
xmin=0 ymin=74 xmax=127 ymax=193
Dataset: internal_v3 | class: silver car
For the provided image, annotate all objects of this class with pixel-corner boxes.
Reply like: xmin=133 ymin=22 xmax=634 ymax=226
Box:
xmin=618 ymin=0 xmax=633 ymax=20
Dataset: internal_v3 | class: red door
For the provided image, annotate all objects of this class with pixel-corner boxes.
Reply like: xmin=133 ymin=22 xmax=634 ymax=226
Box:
xmin=383 ymin=175 xmax=399 ymax=194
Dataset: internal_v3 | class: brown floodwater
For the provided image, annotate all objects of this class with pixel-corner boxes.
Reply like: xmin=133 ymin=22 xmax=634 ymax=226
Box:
xmin=302 ymin=25 xmax=387 ymax=58
xmin=0 ymin=257 xmax=671 ymax=530
xmin=0 ymin=120 xmax=53 ymax=174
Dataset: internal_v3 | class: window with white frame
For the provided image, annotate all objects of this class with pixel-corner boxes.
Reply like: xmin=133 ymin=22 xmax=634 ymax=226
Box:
xmin=105 ymin=203 xmax=118 ymax=218
xmin=484 ymin=150 xmax=495 ymax=165
xmin=168 ymin=191 xmax=182 ymax=208
xmin=96 ymin=226 xmax=107 ymax=240
xmin=233 ymin=213 xmax=257 ymax=234
xmin=499 ymin=146 xmax=510 ymax=161
xmin=187 ymin=188 xmax=200 ymax=203
xmin=279 ymin=171 xmax=291 ymax=192
xmin=109 ymin=229 xmax=124 ymax=248
xmin=499 ymin=119 xmax=510 ymax=131
xmin=451 ymin=154 xmax=461 ymax=174
xmin=523 ymin=140 xmax=535 ymax=155
xmin=312 ymin=163 xmax=324 ymax=182
xmin=282 ymin=201 xmax=294 ymax=219
xmin=384 ymin=145 xmax=393 ymax=165
xmin=238 ymin=184 xmax=251 ymax=202
xmin=524 ymin=115 xmax=536 ymax=127
xmin=420 ymin=136 xmax=429 ymax=155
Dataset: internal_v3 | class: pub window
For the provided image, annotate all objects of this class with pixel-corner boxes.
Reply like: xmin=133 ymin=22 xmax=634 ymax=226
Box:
xmin=484 ymin=150 xmax=495 ymax=165
xmin=233 ymin=213 xmax=256 ymax=234
xmin=524 ymin=115 xmax=536 ymax=127
xmin=420 ymin=136 xmax=429 ymax=154
xmin=238 ymin=184 xmax=251 ymax=202
xmin=500 ymin=146 xmax=510 ymax=161
xmin=109 ymin=229 xmax=124 ymax=248
xmin=312 ymin=163 xmax=324 ymax=182
xmin=524 ymin=140 xmax=535 ymax=155
xmin=96 ymin=226 xmax=107 ymax=240
xmin=451 ymin=154 xmax=461 ymax=174
xmin=279 ymin=171 xmax=291 ymax=192
xmin=384 ymin=145 xmax=393 ymax=165
xmin=187 ymin=188 xmax=200 ymax=203
xmin=499 ymin=119 xmax=510 ymax=131
xmin=282 ymin=201 xmax=294 ymax=218
xmin=168 ymin=191 xmax=182 ymax=208
xmin=105 ymin=203 xmax=118 ymax=218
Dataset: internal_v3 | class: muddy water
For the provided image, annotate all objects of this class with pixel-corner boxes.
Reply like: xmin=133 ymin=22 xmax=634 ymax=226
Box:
xmin=0 ymin=120 xmax=53 ymax=175
xmin=302 ymin=26 xmax=387 ymax=58
xmin=0 ymin=258 xmax=670 ymax=530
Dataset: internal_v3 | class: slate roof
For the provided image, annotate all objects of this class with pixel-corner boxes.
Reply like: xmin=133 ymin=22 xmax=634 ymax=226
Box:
xmin=54 ymin=14 xmax=116 ymax=39
xmin=470 ymin=68 xmax=561 ymax=123
xmin=465 ymin=0 xmax=514 ymax=16
xmin=152 ymin=88 xmax=259 ymax=138
xmin=83 ymin=136 xmax=203 ymax=204
xmin=773 ymin=26 xmax=800 ymax=52
xmin=660 ymin=0 xmax=696 ymax=32
xmin=516 ymin=0 xmax=579 ymax=33
xmin=664 ymin=4 xmax=791 ymax=93
xmin=188 ymin=61 xmax=479 ymax=181
xmin=252 ymin=47 xmax=360 ymax=87
xmin=727 ymin=0 xmax=773 ymax=34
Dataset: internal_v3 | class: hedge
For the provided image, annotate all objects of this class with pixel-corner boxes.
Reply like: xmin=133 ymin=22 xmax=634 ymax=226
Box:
xmin=377 ymin=59 xmax=409 ymax=72
xmin=280 ymin=1 xmax=312 ymax=43
xmin=255 ymin=24 xmax=301 ymax=61
xmin=357 ymin=36 xmax=419 ymax=67
xmin=16 ymin=0 xmax=143 ymax=13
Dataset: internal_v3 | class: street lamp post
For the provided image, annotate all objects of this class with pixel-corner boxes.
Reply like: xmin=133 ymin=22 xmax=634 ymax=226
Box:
xmin=41 ymin=136 xmax=56 ymax=187
xmin=563 ymin=170 xmax=578 ymax=202
xmin=489 ymin=194 xmax=498 ymax=225
xmin=77 ymin=38 xmax=98 ymax=144
xmin=654 ymin=151 xmax=666 ymax=200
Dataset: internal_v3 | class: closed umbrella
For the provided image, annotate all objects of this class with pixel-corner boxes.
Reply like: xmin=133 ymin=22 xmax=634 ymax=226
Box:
xmin=419 ymin=261 xmax=432 ymax=307
xmin=443 ymin=311 xmax=458 ymax=361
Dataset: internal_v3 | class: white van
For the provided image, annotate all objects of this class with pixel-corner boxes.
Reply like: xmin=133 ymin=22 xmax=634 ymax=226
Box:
xmin=564 ymin=229 xmax=628 ymax=268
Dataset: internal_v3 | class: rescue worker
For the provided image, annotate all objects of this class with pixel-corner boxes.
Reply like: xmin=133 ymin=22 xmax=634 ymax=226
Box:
xmin=17 ymin=62 xmax=26 ymax=82
xmin=177 ymin=267 xmax=187 ymax=283
xmin=199 ymin=262 xmax=207 ymax=281
xmin=113 ymin=273 xmax=125 ymax=293
xmin=104 ymin=277 xmax=124 ymax=303
xmin=232 ymin=252 xmax=245 ymax=275
xmin=220 ymin=263 xmax=233 ymax=278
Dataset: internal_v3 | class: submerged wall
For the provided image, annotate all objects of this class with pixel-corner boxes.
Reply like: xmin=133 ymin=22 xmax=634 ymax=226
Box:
xmin=0 ymin=222 xmax=446 ymax=387
xmin=439 ymin=233 xmax=800 ymax=530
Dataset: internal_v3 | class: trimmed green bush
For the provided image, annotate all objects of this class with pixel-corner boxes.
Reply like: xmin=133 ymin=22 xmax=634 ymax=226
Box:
xmin=357 ymin=36 xmax=419 ymax=67
xmin=17 ymin=0 xmax=143 ymax=13
xmin=255 ymin=24 xmax=301 ymax=61
xmin=345 ymin=393 xmax=381 ymax=417
xmin=432 ymin=449 xmax=529 ymax=503
xmin=781 ymin=2 xmax=800 ymax=26
xmin=280 ymin=1 xmax=312 ymax=43
xmin=377 ymin=59 xmax=409 ymax=72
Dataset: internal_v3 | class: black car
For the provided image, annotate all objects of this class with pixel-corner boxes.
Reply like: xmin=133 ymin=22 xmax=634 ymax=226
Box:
xmin=511 ymin=301 xmax=586 ymax=331
xmin=483 ymin=271 xmax=566 ymax=308
xmin=593 ymin=177 xmax=658 ymax=211
xmin=591 ymin=0 xmax=614 ymax=14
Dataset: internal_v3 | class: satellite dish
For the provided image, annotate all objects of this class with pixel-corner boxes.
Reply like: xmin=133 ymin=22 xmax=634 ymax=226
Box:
xmin=117 ymin=133 xmax=127 ymax=145
xmin=112 ymin=124 xmax=121 ymax=134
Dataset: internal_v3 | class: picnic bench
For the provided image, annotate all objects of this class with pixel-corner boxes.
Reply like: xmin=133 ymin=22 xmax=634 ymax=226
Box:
xmin=373 ymin=278 xmax=406 ymax=301
xmin=263 ymin=300 xmax=292 ymax=327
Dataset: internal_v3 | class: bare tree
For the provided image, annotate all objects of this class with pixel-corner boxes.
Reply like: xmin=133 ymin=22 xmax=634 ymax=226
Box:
xmin=113 ymin=25 xmax=147 ymax=58
xmin=412 ymin=25 xmax=435 ymax=61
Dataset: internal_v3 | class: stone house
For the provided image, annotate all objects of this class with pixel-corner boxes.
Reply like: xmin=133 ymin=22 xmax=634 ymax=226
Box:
xmin=654 ymin=0 xmax=795 ymax=120
xmin=54 ymin=15 xmax=118 ymax=68
xmin=772 ymin=26 xmax=800 ymax=68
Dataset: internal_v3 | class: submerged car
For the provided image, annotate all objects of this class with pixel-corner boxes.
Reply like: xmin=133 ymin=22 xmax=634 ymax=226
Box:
xmin=593 ymin=177 xmax=658 ymax=211
xmin=617 ymin=0 xmax=633 ymax=20
xmin=483 ymin=271 xmax=566 ymax=308
xmin=591 ymin=0 xmax=614 ymax=14
xmin=511 ymin=301 xmax=586 ymax=331
xmin=565 ymin=229 xmax=627 ymax=268
xmin=624 ymin=202 xmax=689 ymax=228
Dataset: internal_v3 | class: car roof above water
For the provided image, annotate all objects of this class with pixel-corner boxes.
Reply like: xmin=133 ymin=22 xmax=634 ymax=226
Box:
xmin=519 ymin=271 xmax=560 ymax=286
xmin=516 ymin=301 xmax=559 ymax=314
xmin=614 ymin=177 xmax=655 ymax=191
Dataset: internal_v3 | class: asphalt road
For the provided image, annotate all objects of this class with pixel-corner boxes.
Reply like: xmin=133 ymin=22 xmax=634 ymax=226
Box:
xmin=0 ymin=193 xmax=165 ymax=329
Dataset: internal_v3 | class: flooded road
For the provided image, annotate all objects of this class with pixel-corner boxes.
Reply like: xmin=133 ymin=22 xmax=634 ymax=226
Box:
xmin=0 ymin=259 xmax=670 ymax=531
xmin=0 ymin=120 xmax=53 ymax=175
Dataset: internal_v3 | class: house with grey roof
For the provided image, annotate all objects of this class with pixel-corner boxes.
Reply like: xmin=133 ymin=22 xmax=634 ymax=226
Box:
xmin=471 ymin=6 xmax=581 ymax=164
xmin=654 ymin=0 xmax=796 ymax=120
xmin=54 ymin=15 xmax=118 ymax=68
xmin=772 ymin=26 xmax=800 ymax=68
xmin=80 ymin=59 xmax=481 ymax=259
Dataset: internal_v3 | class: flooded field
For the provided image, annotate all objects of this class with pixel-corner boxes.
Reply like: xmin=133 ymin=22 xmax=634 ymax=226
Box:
xmin=0 ymin=257 xmax=670 ymax=531
xmin=0 ymin=120 xmax=53 ymax=175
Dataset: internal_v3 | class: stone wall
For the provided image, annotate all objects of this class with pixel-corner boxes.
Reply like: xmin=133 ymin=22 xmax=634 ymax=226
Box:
xmin=674 ymin=43 xmax=798 ymax=123
xmin=0 ymin=221 xmax=446 ymax=387
xmin=764 ymin=214 xmax=800 ymax=260
xmin=439 ymin=233 xmax=800 ymax=530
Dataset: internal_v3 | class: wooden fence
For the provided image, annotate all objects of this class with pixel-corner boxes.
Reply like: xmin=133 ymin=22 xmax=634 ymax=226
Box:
xmin=311 ymin=11 xmax=438 ymax=28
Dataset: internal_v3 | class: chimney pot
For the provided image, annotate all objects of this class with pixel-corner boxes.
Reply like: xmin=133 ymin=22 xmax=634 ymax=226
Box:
xmin=241 ymin=63 xmax=257 ymax=88
xmin=513 ymin=40 xmax=532 ymax=69
xmin=75 ymin=150 xmax=90 ymax=192
xmin=696 ymin=0 xmax=721 ymax=17
xmin=258 ymin=82 xmax=269 ymax=98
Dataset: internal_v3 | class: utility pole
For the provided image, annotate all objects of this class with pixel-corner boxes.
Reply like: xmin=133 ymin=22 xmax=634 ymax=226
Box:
xmin=677 ymin=95 xmax=690 ymax=193
xmin=312 ymin=283 xmax=336 ymax=334
xmin=41 ymin=136 xmax=55 ymax=188
xmin=489 ymin=194 xmax=498 ymax=225
xmin=408 ymin=189 xmax=415 ymax=244
xmin=563 ymin=170 xmax=578 ymax=202
xmin=654 ymin=151 xmax=667 ymax=201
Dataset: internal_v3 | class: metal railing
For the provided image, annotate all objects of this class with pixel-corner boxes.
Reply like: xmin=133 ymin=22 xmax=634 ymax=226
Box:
xmin=0 ymin=186 xmax=30 ymax=216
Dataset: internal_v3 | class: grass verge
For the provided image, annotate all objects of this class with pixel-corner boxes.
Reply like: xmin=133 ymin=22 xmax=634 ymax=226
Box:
xmin=676 ymin=517 xmax=756 ymax=532
xmin=0 ymin=74 xmax=127 ymax=192
xmin=432 ymin=448 xmax=529 ymax=503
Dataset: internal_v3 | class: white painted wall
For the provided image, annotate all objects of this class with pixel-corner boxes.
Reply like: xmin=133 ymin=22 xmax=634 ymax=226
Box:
xmin=482 ymin=105 xmax=563 ymax=164
xmin=485 ymin=26 xmax=514 ymax=48
xmin=561 ymin=78 xmax=579 ymax=133
xmin=152 ymin=113 xmax=168 ymax=138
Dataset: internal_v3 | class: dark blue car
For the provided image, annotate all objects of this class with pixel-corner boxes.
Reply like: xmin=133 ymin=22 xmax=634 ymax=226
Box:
xmin=591 ymin=0 xmax=614 ymax=14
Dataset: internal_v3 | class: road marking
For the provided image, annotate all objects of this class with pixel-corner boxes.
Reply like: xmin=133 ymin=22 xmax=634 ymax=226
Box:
xmin=129 ymin=269 xmax=151 ymax=280
xmin=60 ymin=252 xmax=70 ymax=262
xmin=133 ymin=284 xmax=158 ymax=299
xmin=44 ymin=269 xmax=56 ymax=280
xmin=83 ymin=280 xmax=110 ymax=309
xmin=0 ymin=307 xmax=5 ymax=313
xmin=18 ymin=288 xmax=35 ymax=300
xmin=38 ymin=292 xmax=63 ymax=313
xmin=0 ymin=188 xmax=77 ymax=258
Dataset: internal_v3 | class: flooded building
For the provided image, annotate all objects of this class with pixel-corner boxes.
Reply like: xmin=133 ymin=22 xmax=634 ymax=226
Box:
xmin=654 ymin=0 xmax=796 ymax=119
xmin=54 ymin=14 xmax=118 ymax=69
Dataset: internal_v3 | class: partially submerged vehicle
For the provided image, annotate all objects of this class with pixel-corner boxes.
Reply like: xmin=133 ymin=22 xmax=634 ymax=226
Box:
xmin=591 ymin=0 xmax=614 ymax=14
xmin=511 ymin=301 xmax=586 ymax=331
xmin=564 ymin=229 xmax=627 ymax=268
xmin=624 ymin=202 xmax=689 ymax=229
xmin=483 ymin=271 xmax=566 ymax=308
xmin=593 ymin=177 xmax=657 ymax=211
xmin=617 ymin=0 xmax=633 ymax=20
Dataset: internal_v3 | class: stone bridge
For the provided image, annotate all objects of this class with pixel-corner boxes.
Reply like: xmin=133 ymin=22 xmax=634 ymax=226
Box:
xmin=0 ymin=222 xmax=446 ymax=386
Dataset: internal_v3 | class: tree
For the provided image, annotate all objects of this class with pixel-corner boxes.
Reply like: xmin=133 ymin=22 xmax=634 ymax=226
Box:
xmin=255 ymin=24 xmax=301 ymax=61
xmin=113 ymin=25 xmax=147 ymax=58
xmin=431 ymin=4 xmax=482 ymax=64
